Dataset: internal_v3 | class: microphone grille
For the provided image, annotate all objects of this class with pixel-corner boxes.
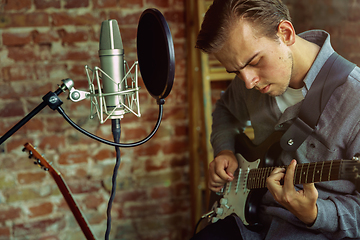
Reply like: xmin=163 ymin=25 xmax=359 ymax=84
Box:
xmin=99 ymin=19 xmax=123 ymax=50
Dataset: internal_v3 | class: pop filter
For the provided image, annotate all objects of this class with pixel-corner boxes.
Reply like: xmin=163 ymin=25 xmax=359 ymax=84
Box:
xmin=137 ymin=8 xmax=175 ymax=100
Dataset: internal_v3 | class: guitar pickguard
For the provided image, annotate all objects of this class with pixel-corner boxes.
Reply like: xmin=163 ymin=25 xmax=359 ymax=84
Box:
xmin=213 ymin=154 xmax=260 ymax=225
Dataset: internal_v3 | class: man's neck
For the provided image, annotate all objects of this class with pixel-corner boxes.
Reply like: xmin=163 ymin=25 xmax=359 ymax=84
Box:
xmin=289 ymin=35 xmax=321 ymax=89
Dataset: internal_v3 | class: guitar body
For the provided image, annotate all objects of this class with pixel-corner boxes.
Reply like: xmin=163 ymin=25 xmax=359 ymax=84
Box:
xmin=209 ymin=131 xmax=284 ymax=226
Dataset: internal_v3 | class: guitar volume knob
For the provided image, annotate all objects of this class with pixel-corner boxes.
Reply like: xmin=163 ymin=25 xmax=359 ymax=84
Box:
xmin=216 ymin=207 xmax=224 ymax=216
xmin=220 ymin=198 xmax=228 ymax=205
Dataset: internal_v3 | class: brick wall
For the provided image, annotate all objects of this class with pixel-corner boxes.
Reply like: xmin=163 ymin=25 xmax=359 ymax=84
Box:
xmin=0 ymin=0 xmax=190 ymax=239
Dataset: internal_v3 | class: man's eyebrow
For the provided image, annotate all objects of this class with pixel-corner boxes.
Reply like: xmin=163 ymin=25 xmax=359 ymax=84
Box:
xmin=226 ymin=53 xmax=259 ymax=73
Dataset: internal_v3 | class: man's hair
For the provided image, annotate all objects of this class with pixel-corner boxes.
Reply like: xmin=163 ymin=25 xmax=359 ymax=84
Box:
xmin=196 ymin=0 xmax=292 ymax=53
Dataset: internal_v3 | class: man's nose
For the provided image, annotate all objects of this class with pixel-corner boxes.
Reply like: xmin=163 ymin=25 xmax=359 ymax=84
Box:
xmin=238 ymin=69 xmax=259 ymax=89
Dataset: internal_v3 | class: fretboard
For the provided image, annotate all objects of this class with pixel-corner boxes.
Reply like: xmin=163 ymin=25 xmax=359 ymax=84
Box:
xmin=247 ymin=160 xmax=343 ymax=189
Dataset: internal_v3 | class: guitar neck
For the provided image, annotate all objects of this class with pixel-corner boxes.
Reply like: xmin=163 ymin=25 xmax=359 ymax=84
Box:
xmin=247 ymin=160 xmax=343 ymax=189
xmin=50 ymin=172 xmax=97 ymax=240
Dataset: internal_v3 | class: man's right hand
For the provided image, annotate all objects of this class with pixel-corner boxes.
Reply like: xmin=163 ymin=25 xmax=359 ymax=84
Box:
xmin=208 ymin=150 xmax=238 ymax=192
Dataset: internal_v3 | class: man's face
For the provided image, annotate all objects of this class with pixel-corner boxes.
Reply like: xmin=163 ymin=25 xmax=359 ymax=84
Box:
xmin=214 ymin=20 xmax=294 ymax=97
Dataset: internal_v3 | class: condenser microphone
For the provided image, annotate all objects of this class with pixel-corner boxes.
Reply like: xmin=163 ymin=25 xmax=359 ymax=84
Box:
xmin=99 ymin=19 xmax=126 ymax=119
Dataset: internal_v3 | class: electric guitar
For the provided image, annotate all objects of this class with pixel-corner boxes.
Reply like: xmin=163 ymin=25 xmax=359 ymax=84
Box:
xmin=209 ymin=131 xmax=360 ymax=227
xmin=23 ymin=143 xmax=97 ymax=240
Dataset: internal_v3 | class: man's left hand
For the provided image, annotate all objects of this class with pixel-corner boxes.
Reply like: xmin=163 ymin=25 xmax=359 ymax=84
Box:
xmin=266 ymin=159 xmax=319 ymax=225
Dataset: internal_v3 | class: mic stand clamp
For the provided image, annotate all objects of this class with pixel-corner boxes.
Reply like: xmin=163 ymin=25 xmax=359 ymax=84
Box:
xmin=42 ymin=92 xmax=64 ymax=110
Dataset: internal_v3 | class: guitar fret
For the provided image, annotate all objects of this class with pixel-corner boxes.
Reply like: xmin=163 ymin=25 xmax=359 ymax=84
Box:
xmin=305 ymin=162 xmax=310 ymax=183
xmin=312 ymin=162 xmax=317 ymax=183
xmin=328 ymin=160 xmax=333 ymax=181
xmin=294 ymin=164 xmax=298 ymax=185
xmin=320 ymin=161 xmax=324 ymax=182
xmin=260 ymin=168 xmax=265 ymax=188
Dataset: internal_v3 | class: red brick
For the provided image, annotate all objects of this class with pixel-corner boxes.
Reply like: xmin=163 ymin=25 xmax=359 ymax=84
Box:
xmin=2 ymin=13 xmax=49 ymax=28
xmin=18 ymin=172 xmax=47 ymax=185
xmin=150 ymin=186 xmax=171 ymax=199
xmin=124 ymin=202 xmax=159 ymax=218
xmin=0 ymin=100 xmax=24 ymax=118
xmin=32 ymin=30 xmax=60 ymax=44
xmin=94 ymin=149 xmax=115 ymax=161
xmin=162 ymin=106 xmax=187 ymax=120
xmin=68 ymin=64 xmax=88 ymax=78
xmin=83 ymin=194 xmax=104 ymax=209
xmin=7 ymin=46 xmax=37 ymax=62
xmin=2 ymin=32 xmax=32 ymax=46
xmin=162 ymin=139 xmax=188 ymax=154
xmin=0 ymin=207 xmax=21 ymax=223
xmin=52 ymin=12 xmax=101 ymax=26
xmin=161 ymin=199 xmax=189 ymax=214
xmin=169 ymin=156 xmax=188 ymax=168
xmin=134 ymin=143 xmax=161 ymax=156
xmin=58 ymin=150 xmax=88 ymax=165
xmin=114 ymin=190 xmax=147 ymax=203
xmin=93 ymin=0 xmax=117 ymax=8
xmin=57 ymin=29 xmax=89 ymax=44
xmin=38 ymin=235 xmax=60 ymax=240
xmin=74 ymin=168 xmax=87 ymax=178
xmin=124 ymin=126 xmax=148 ymax=140
xmin=44 ymin=116 xmax=69 ymax=133
xmin=13 ymin=218 xmax=66 ymax=238
xmin=7 ymin=138 xmax=34 ymax=153
xmin=3 ymin=0 xmax=31 ymax=11
xmin=64 ymin=0 xmax=89 ymax=8
xmin=29 ymin=202 xmax=53 ymax=218
xmin=175 ymin=125 xmax=188 ymax=136
xmin=145 ymin=159 xmax=168 ymax=172
xmin=0 ymin=226 xmax=11 ymax=238
xmin=57 ymin=49 xmax=92 ymax=61
xmin=6 ymin=45 xmax=53 ymax=62
xmin=67 ymin=180 xmax=102 ymax=194
xmin=34 ymin=0 xmax=61 ymax=9
xmin=1 ymin=65 xmax=34 ymax=81
xmin=0 ymin=83 xmax=17 ymax=99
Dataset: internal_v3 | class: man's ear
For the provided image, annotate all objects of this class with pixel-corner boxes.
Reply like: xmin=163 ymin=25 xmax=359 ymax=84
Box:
xmin=277 ymin=20 xmax=296 ymax=46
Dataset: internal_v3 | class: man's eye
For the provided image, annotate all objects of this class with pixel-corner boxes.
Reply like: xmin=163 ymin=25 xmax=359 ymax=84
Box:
xmin=250 ymin=59 xmax=260 ymax=66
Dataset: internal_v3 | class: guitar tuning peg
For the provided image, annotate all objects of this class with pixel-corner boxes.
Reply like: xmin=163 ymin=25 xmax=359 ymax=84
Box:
xmin=22 ymin=147 xmax=26 ymax=152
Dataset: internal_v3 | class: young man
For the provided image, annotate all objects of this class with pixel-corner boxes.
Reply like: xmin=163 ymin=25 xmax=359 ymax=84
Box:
xmin=192 ymin=0 xmax=360 ymax=239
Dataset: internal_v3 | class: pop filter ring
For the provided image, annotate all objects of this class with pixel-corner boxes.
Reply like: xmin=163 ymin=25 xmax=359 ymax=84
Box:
xmin=137 ymin=8 xmax=175 ymax=100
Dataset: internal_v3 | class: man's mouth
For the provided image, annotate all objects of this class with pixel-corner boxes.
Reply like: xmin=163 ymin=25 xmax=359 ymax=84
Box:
xmin=256 ymin=84 xmax=270 ymax=94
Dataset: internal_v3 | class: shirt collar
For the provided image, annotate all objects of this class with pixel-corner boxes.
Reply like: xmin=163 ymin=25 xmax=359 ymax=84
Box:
xmin=298 ymin=30 xmax=335 ymax=95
